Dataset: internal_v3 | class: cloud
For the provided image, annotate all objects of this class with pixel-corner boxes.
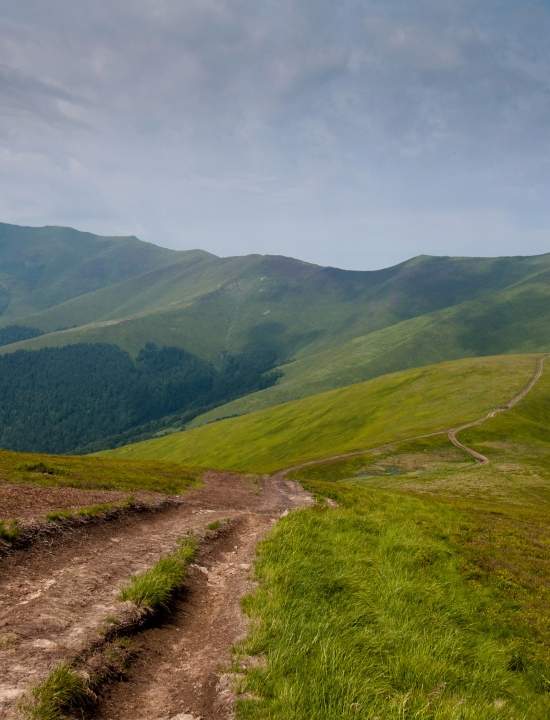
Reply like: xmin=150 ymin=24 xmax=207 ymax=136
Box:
xmin=0 ymin=0 xmax=549 ymax=268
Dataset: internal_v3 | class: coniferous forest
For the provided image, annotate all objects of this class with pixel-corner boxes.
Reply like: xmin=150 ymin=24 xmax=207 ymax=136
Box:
xmin=0 ymin=342 xmax=279 ymax=453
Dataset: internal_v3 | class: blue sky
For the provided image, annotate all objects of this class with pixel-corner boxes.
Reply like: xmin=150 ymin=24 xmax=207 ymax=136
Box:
xmin=1 ymin=0 xmax=550 ymax=268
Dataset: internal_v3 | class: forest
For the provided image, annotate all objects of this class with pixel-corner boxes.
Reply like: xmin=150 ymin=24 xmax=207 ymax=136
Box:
xmin=0 ymin=342 xmax=280 ymax=453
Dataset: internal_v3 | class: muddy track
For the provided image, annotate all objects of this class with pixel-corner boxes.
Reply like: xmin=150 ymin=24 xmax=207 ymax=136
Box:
xmin=0 ymin=472 xmax=311 ymax=719
xmin=280 ymin=355 xmax=548 ymax=476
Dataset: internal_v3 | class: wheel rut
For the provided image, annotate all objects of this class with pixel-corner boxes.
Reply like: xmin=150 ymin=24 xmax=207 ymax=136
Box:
xmin=0 ymin=472 xmax=312 ymax=719
xmin=94 ymin=515 xmax=270 ymax=720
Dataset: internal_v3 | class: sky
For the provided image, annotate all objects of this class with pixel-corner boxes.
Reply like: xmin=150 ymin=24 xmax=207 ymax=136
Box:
xmin=1 ymin=1 xmax=550 ymax=269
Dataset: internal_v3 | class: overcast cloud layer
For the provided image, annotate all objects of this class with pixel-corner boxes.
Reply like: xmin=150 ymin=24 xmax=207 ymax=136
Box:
xmin=1 ymin=0 xmax=550 ymax=268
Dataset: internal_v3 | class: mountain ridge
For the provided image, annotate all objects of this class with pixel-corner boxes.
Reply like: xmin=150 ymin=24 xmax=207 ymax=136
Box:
xmin=1 ymin=221 xmax=550 ymax=450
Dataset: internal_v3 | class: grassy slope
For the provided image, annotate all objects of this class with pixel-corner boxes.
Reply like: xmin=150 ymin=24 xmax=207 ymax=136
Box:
xmin=5 ymin=251 xmax=550 ymax=371
xmin=0 ymin=223 xmax=177 ymax=320
xmin=192 ymin=273 xmax=550 ymax=424
xmin=233 ymin=359 xmax=550 ymax=719
xmin=240 ymin=489 xmax=549 ymax=719
xmin=0 ymin=449 xmax=200 ymax=494
xmin=104 ymin=355 xmax=536 ymax=472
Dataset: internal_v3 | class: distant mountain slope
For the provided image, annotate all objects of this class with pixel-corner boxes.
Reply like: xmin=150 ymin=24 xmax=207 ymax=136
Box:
xmin=104 ymin=355 xmax=537 ymax=472
xmin=191 ymin=264 xmax=550 ymax=424
xmin=0 ymin=222 xmax=178 ymax=320
xmin=1 ymin=222 xmax=550 ymax=452
xmin=4 ymin=244 xmax=550 ymax=366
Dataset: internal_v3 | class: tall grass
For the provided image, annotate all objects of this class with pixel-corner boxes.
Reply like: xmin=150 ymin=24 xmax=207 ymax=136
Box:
xmin=238 ymin=484 xmax=550 ymax=719
xmin=119 ymin=536 xmax=197 ymax=609
xmin=22 ymin=663 xmax=89 ymax=720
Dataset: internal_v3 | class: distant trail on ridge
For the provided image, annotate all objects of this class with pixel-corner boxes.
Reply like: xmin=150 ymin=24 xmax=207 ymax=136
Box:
xmin=447 ymin=354 xmax=548 ymax=465
xmin=281 ymin=355 xmax=548 ymax=475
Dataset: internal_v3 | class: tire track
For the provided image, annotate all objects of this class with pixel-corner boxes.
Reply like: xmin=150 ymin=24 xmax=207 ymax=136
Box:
xmin=0 ymin=472 xmax=311 ymax=719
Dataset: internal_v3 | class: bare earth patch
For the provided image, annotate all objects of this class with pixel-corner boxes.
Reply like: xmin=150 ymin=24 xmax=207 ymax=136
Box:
xmin=0 ymin=471 xmax=311 ymax=719
xmin=0 ymin=483 xmax=166 ymax=523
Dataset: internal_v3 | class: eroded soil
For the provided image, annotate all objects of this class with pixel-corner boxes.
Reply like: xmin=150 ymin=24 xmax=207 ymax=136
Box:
xmin=0 ymin=483 xmax=166 ymax=523
xmin=0 ymin=472 xmax=311 ymax=719
xmin=95 ymin=515 xmax=272 ymax=720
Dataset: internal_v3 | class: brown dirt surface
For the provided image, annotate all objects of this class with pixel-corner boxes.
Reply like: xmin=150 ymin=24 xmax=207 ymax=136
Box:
xmin=0 ymin=483 xmax=166 ymax=523
xmin=0 ymin=471 xmax=312 ymax=719
xmin=94 ymin=515 xmax=273 ymax=720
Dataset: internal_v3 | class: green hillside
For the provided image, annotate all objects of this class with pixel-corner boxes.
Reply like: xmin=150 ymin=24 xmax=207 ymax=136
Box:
xmin=193 ymin=272 xmax=550 ymax=424
xmin=105 ymin=354 xmax=536 ymax=472
xmin=237 ymin=366 xmax=550 ymax=719
xmin=0 ymin=222 xmax=177 ymax=320
xmin=5 ymin=244 xmax=550 ymax=372
xmin=2 ymin=222 xmax=550 ymax=454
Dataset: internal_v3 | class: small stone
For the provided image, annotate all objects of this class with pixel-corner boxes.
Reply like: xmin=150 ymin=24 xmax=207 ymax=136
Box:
xmin=191 ymin=564 xmax=209 ymax=575
xmin=31 ymin=638 xmax=58 ymax=650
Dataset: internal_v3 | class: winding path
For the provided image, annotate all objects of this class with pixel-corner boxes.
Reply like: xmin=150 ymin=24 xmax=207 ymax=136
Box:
xmin=281 ymin=354 xmax=548 ymax=475
xmin=447 ymin=354 xmax=547 ymax=465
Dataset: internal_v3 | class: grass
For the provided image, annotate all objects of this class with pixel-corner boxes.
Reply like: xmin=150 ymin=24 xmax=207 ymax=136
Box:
xmin=21 ymin=638 xmax=134 ymax=720
xmin=45 ymin=497 xmax=137 ymax=523
xmin=225 ymin=356 xmax=550 ymax=718
xmin=105 ymin=354 xmax=536 ymax=472
xmin=207 ymin=519 xmax=224 ymax=531
xmin=21 ymin=663 xmax=90 ymax=720
xmin=119 ymin=536 xmax=198 ymax=609
xmin=0 ymin=449 xmax=201 ymax=494
xmin=238 ymin=484 xmax=550 ymax=719
xmin=0 ymin=518 xmax=20 ymax=542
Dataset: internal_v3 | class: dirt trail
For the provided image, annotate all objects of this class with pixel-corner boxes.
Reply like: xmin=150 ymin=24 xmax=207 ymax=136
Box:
xmin=95 ymin=516 xmax=269 ymax=720
xmin=447 ymin=354 xmax=547 ymax=464
xmin=0 ymin=472 xmax=311 ymax=719
xmin=280 ymin=355 xmax=549 ymax=476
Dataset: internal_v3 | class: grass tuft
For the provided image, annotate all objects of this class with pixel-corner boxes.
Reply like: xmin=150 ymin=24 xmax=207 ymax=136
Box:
xmin=119 ymin=536 xmax=197 ymax=609
xmin=206 ymin=519 xmax=224 ymax=531
xmin=0 ymin=518 xmax=20 ymax=542
xmin=22 ymin=663 xmax=89 ymax=720
xmin=45 ymin=497 xmax=136 ymax=523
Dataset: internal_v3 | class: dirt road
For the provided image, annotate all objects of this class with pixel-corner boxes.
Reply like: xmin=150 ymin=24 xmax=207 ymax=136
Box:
xmin=0 ymin=472 xmax=311 ymax=719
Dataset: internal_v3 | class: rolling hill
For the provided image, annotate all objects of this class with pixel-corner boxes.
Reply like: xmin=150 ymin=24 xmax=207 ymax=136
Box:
xmin=2 ymin=221 xmax=550 ymax=452
xmin=0 ymin=222 xmax=178 ymax=320
xmin=104 ymin=354 xmax=538 ymax=471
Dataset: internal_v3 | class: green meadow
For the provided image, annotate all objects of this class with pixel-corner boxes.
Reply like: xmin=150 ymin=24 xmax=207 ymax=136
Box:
xmin=105 ymin=354 xmax=536 ymax=471
xmin=235 ymin=359 xmax=550 ymax=718
xmin=0 ymin=450 xmax=200 ymax=495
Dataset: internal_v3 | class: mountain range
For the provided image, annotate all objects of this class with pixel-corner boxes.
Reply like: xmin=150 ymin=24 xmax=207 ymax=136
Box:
xmin=1 ymin=221 xmax=549 ymax=451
